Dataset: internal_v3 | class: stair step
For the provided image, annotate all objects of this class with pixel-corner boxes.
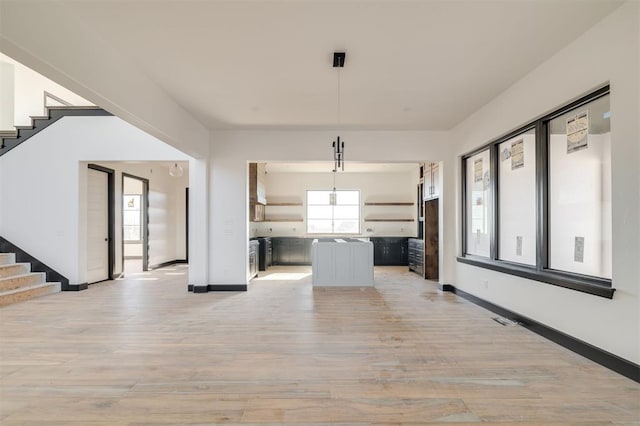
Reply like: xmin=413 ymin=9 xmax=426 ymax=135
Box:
xmin=0 ymin=130 xmax=18 ymax=138
xmin=0 ymin=253 xmax=16 ymax=265
xmin=0 ymin=263 xmax=30 ymax=278
xmin=0 ymin=272 xmax=46 ymax=292
xmin=0 ymin=282 xmax=61 ymax=306
xmin=30 ymin=116 xmax=49 ymax=120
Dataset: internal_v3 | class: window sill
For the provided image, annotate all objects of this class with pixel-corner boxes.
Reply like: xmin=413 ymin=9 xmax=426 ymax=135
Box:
xmin=456 ymin=255 xmax=614 ymax=299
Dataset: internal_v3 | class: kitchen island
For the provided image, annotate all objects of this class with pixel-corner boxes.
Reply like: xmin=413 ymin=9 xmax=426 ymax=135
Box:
xmin=311 ymin=238 xmax=374 ymax=287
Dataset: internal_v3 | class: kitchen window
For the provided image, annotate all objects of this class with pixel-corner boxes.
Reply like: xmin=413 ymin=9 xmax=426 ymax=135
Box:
xmin=307 ymin=190 xmax=360 ymax=234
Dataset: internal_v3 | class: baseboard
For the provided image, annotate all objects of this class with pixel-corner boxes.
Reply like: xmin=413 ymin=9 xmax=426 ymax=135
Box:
xmin=188 ymin=284 xmax=248 ymax=292
xmin=149 ymin=259 xmax=188 ymax=270
xmin=440 ymin=284 xmax=640 ymax=383
xmin=62 ymin=283 xmax=88 ymax=291
xmin=438 ymin=283 xmax=455 ymax=292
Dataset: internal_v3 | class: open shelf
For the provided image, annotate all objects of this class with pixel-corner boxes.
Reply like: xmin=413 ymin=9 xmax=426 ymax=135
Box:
xmin=364 ymin=202 xmax=414 ymax=206
xmin=266 ymin=202 xmax=303 ymax=206
xmin=264 ymin=218 xmax=304 ymax=222
xmin=364 ymin=218 xmax=415 ymax=222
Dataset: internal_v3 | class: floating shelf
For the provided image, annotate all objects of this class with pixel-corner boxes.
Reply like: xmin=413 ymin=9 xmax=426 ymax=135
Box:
xmin=364 ymin=202 xmax=414 ymax=206
xmin=264 ymin=218 xmax=304 ymax=222
xmin=364 ymin=218 xmax=415 ymax=222
xmin=266 ymin=202 xmax=303 ymax=206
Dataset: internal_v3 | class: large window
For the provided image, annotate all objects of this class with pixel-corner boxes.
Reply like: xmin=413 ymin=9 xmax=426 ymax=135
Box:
xmin=548 ymin=95 xmax=611 ymax=279
xmin=498 ymin=128 xmax=536 ymax=266
xmin=460 ymin=86 xmax=613 ymax=298
xmin=465 ymin=149 xmax=492 ymax=257
xmin=307 ymin=190 xmax=360 ymax=234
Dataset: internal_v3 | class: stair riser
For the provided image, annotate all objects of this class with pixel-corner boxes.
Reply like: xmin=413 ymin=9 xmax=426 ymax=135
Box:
xmin=0 ymin=273 xmax=45 ymax=291
xmin=0 ymin=263 xmax=30 ymax=278
xmin=0 ymin=283 xmax=61 ymax=307
xmin=0 ymin=253 xmax=16 ymax=266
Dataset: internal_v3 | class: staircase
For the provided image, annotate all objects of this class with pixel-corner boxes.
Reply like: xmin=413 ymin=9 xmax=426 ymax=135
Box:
xmin=0 ymin=105 xmax=111 ymax=157
xmin=0 ymin=253 xmax=61 ymax=306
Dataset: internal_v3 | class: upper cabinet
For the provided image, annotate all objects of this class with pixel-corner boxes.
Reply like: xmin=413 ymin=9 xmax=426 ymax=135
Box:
xmin=423 ymin=162 xmax=439 ymax=200
xmin=249 ymin=162 xmax=267 ymax=221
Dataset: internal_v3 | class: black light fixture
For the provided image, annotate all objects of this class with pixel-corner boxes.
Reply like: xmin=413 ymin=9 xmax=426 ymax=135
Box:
xmin=332 ymin=136 xmax=344 ymax=172
xmin=332 ymin=51 xmax=346 ymax=172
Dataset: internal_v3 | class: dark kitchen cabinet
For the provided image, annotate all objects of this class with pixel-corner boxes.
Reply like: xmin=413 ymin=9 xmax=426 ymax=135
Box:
xmin=249 ymin=240 xmax=259 ymax=279
xmin=371 ymin=237 xmax=409 ymax=266
xmin=272 ymin=237 xmax=313 ymax=265
xmin=258 ymin=237 xmax=272 ymax=271
xmin=408 ymin=238 xmax=424 ymax=276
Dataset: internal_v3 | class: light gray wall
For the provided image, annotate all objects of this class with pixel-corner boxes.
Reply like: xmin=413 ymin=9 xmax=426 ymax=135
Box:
xmin=449 ymin=2 xmax=639 ymax=363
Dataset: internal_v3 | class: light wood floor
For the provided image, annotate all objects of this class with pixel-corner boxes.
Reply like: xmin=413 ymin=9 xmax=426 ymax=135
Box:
xmin=0 ymin=265 xmax=638 ymax=424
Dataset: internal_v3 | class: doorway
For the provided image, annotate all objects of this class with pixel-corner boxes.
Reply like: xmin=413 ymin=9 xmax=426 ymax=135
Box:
xmin=122 ymin=173 xmax=149 ymax=274
xmin=87 ymin=164 xmax=115 ymax=283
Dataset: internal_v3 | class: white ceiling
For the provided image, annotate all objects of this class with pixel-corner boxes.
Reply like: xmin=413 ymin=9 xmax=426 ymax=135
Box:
xmin=58 ymin=0 xmax=621 ymax=131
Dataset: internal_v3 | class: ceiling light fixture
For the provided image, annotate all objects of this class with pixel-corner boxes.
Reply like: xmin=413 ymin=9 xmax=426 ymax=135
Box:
xmin=332 ymin=51 xmax=346 ymax=173
xmin=169 ymin=162 xmax=183 ymax=177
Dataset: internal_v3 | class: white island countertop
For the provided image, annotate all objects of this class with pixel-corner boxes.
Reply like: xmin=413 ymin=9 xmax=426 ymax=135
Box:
xmin=311 ymin=238 xmax=374 ymax=287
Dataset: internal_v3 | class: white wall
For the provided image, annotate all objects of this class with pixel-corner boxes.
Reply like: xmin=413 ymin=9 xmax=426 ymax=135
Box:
xmin=0 ymin=61 xmax=15 ymax=130
xmin=255 ymin=170 xmax=418 ymax=238
xmin=450 ymin=2 xmax=639 ymax=363
xmin=0 ymin=52 xmax=93 ymax=128
xmin=209 ymin=130 xmax=450 ymax=287
xmin=0 ymin=116 xmax=190 ymax=284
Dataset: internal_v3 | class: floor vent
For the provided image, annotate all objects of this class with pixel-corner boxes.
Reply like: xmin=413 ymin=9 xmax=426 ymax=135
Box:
xmin=493 ymin=316 xmax=520 ymax=326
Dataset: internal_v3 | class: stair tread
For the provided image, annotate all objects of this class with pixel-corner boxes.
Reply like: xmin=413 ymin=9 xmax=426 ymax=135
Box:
xmin=0 ymin=262 xmax=29 ymax=268
xmin=30 ymin=116 xmax=49 ymax=120
xmin=0 ymin=282 xmax=60 ymax=296
xmin=0 ymin=272 xmax=44 ymax=281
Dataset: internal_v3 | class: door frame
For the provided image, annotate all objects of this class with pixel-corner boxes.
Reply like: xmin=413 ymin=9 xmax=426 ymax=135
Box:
xmin=121 ymin=173 xmax=150 ymax=272
xmin=87 ymin=164 xmax=115 ymax=281
xmin=185 ymin=187 xmax=189 ymax=263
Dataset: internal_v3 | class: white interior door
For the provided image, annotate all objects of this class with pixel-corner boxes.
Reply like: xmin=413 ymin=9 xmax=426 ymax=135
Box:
xmin=87 ymin=168 xmax=109 ymax=283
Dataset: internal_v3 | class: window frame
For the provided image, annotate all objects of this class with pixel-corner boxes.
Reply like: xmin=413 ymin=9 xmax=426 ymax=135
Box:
xmin=458 ymin=85 xmax=614 ymax=299
xmin=306 ymin=189 xmax=361 ymax=234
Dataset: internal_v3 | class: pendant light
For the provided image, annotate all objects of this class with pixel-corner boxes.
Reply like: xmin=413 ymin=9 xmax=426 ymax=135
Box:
xmin=169 ymin=162 xmax=183 ymax=177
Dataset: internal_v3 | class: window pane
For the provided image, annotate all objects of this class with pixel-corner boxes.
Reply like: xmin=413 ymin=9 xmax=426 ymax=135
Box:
xmin=548 ymin=94 xmax=611 ymax=278
xmin=333 ymin=205 xmax=359 ymax=219
xmin=307 ymin=220 xmax=333 ymax=234
xmin=123 ymin=225 xmax=140 ymax=241
xmin=336 ymin=190 xmax=359 ymax=205
xmin=307 ymin=191 xmax=332 ymax=205
xmin=123 ymin=210 xmax=140 ymax=226
xmin=123 ymin=194 xmax=141 ymax=242
xmin=498 ymin=130 xmax=536 ymax=265
xmin=123 ymin=195 xmax=140 ymax=211
xmin=334 ymin=219 xmax=359 ymax=234
xmin=306 ymin=189 xmax=361 ymax=234
xmin=307 ymin=205 xmax=333 ymax=219
xmin=466 ymin=149 xmax=491 ymax=257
